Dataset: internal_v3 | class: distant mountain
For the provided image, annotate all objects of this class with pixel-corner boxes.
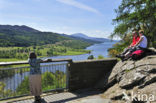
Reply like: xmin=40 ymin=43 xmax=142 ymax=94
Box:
xmin=71 ymin=33 xmax=90 ymax=39
xmin=60 ymin=33 xmax=101 ymax=44
xmin=71 ymin=33 xmax=113 ymax=42
xmin=0 ymin=25 xmax=39 ymax=33
xmin=0 ymin=25 xmax=95 ymax=47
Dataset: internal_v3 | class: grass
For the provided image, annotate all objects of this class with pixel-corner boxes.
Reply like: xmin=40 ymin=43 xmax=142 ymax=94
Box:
xmin=0 ymin=49 xmax=90 ymax=62
xmin=0 ymin=58 xmax=25 ymax=62
xmin=125 ymin=69 xmax=131 ymax=73
xmin=0 ymin=51 xmax=89 ymax=62
xmin=0 ymin=41 xmax=91 ymax=62
xmin=57 ymin=50 xmax=90 ymax=56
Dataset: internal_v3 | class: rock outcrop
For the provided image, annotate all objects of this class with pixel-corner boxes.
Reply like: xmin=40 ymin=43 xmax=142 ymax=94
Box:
xmin=102 ymin=49 xmax=156 ymax=103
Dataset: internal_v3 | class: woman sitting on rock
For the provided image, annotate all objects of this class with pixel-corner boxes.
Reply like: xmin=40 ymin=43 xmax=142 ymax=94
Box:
xmin=117 ymin=30 xmax=148 ymax=61
xmin=116 ymin=30 xmax=140 ymax=60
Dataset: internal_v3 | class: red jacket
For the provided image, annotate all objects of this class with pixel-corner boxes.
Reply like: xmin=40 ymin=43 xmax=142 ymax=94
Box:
xmin=131 ymin=36 xmax=140 ymax=46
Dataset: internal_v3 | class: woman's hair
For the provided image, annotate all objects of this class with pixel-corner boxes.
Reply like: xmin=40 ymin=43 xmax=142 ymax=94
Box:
xmin=132 ymin=30 xmax=139 ymax=38
xmin=29 ymin=52 xmax=37 ymax=59
xmin=139 ymin=30 xmax=144 ymax=34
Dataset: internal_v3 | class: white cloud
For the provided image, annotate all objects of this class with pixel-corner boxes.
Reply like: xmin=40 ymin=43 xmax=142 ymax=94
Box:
xmin=56 ymin=0 xmax=101 ymax=14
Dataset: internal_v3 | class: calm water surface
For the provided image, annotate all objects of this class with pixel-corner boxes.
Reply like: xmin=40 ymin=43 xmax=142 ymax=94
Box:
xmin=48 ymin=41 xmax=117 ymax=61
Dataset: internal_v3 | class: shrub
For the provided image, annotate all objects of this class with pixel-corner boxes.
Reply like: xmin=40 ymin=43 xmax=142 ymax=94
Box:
xmin=42 ymin=72 xmax=55 ymax=88
xmin=97 ymin=55 xmax=105 ymax=59
xmin=87 ymin=55 xmax=94 ymax=59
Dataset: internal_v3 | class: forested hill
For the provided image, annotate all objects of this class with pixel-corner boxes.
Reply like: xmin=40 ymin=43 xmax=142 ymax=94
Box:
xmin=0 ymin=25 xmax=97 ymax=47
xmin=0 ymin=25 xmax=39 ymax=33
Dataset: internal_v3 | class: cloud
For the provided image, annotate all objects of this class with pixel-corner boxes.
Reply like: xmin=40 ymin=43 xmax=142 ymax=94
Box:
xmin=56 ymin=0 xmax=101 ymax=14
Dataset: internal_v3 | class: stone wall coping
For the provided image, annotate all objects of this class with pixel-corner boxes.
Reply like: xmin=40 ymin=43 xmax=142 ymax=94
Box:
xmin=0 ymin=58 xmax=73 ymax=66
xmin=72 ymin=58 xmax=117 ymax=63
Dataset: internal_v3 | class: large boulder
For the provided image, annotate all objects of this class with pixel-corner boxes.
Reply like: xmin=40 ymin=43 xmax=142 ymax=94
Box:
xmin=102 ymin=53 xmax=156 ymax=103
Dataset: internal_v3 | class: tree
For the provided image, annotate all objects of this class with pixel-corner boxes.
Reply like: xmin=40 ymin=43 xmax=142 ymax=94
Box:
xmin=111 ymin=0 xmax=156 ymax=47
xmin=87 ymin=55 xmax=94 ymax=59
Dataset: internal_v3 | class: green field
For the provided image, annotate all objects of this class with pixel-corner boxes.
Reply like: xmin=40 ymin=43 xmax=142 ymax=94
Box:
xmin=0 ymin=42 xmax=90 ymax=62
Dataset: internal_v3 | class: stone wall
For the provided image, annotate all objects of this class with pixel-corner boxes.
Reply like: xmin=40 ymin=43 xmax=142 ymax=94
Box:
xmin=68 ymin=58 xmax=117 ymax=91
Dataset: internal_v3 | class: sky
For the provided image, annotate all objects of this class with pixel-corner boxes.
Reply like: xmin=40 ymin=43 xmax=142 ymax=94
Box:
xmin=0 ymin=0 xmax=122 ymax=38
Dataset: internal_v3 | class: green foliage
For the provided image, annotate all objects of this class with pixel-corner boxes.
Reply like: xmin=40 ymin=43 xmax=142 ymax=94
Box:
xmin=87 ymin=55 xmax=94 ymax=59
xmin=111 ymin=0 xmax=156 ymax=47
xmin=0 ymin=82 xmax=5 ymax=94
xmin=15 ymin=71 xmax=66 ymax=96
xmin=153 ymin=41 xmax=156 ymax=48
xmin=16 ymin=77 xmax=29 ymax=95
xmin=0 ymin=26 xmax=70 ymax=47
xmin=108 ymin=35 xmax=132 ymax=57
xmin=125 ymin=69 xmax=131 ymax=73
xmin=109 ymin=0 xmax=156 ymax=56
xmin=57 ymin=40 xmax=91 ymax=49
xmin=0 ymin=25 xmax=95 ymax=48
xmin=0 ymin=82 xmax=14 ymax=99
xmin=97 ymin=55 xmax=105 ymax=59
xmin=0 ymin=69 xmax=15 ymax=79
xmin=0 ymin=47 xmax=30 ymax=60
xmin=47 ymin=48 xmax=54 ymax=56
xmin=0 ymin=41 xmax=91 ymax=61
xmin=42 ymin=72 xmax=55 ymax=89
